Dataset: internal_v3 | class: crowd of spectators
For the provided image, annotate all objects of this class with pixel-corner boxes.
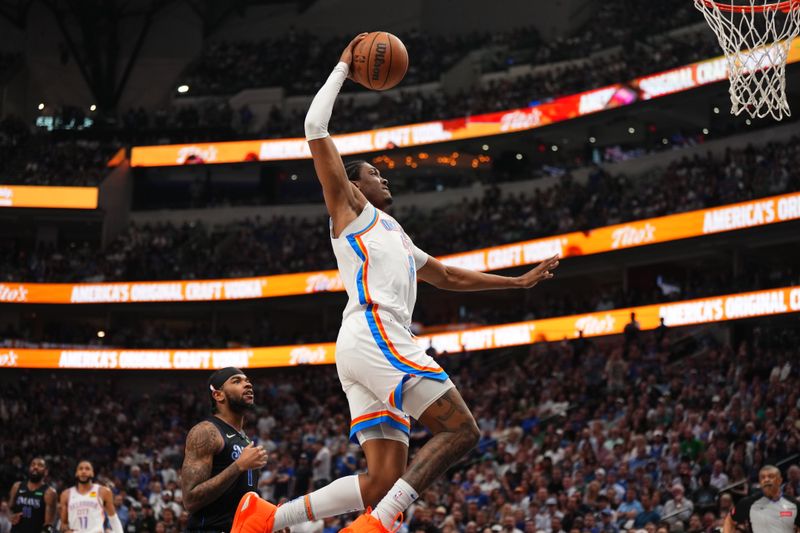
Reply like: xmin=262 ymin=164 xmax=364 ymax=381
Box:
xmin=180 ymin=28 xmax=492 ymax=97
xmin=484 ymin=0 xmax=701 ymax=71
xmin=1 ymin=311 xmax=339 ymax=351
xmin=0 ymin=5 xmax=724 ymax=184
xmin=131 ymin=29 xmax=721 ymax=143
xmin=0 ymin=115 xmax=121 ymax=187
xmin=1 ymin=322 xmax=798 ymax=533
xmin=180 ymin=0 xmax=704 ymax=98
xmin=102 ymin=3 xmax=719 ymax=144
xmin=1 ymin=138 xmax=121 ymax=187
xmin=258 ymin=30 xmax=721 ymax=140
xmin=3 ymin=137 xmax=797 ymax=283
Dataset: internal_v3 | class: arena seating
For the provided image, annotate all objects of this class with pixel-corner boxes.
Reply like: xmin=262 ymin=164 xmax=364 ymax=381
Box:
xmin=1 ymin=322 xmax=797 ymax=533
xmin=3 ymin=4 xmax=800 ymax=533
xmin=180 ymin=29 xmax=492 ymax=97
xmin=3 ymin=138 xmax=797 ymax=282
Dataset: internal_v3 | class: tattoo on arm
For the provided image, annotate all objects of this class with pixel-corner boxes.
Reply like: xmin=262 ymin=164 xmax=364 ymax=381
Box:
xmin=181 ymin=421 xmax=238 ymax=513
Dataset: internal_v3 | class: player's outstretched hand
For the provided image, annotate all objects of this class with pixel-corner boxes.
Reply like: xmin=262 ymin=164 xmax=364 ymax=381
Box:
xmin=515 ymin=254 xmax=559 ymax=289
xmin=339 ymin=32 xmax=369 ymax=77
xmin=235 ymin=442 xmax=268 ymax=471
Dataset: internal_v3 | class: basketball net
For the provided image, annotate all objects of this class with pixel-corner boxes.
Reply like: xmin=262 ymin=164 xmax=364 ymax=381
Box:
xmin=694 ymin=0 xmax=800 ymax=120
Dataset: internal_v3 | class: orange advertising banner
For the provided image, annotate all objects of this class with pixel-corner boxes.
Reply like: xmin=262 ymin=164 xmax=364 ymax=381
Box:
xmin=0 ymin=185 xmax=98 ymax=209
xmin=3 ymin=286 xmax=799 ymax=370
xmin=439 ymin=191 xmax=800 ymax=272
xmin=3 ymin=191 xmax=800 ymax=304
xmin=130 ymin=39 xmax=800 ymax=167
xmin=130 ymin=84 xmax=627 ymax=166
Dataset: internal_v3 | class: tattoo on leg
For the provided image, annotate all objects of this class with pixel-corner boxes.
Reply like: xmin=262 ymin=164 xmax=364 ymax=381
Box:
xmin=403 ymin=390 xmax=479 ymax=491
xmin=432 ymin=393 xmax=459 ymax=428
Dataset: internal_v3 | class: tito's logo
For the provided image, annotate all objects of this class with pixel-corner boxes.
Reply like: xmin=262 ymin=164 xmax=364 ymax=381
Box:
xmin=0 ymin=284 xmax=28 ymax=302
xmin=372 ymin=42 xmax=387 ymax=81
xmin=0 ymin=351 xmax=19 ymax=367
xmin=611 ymin=223 xmax=656 ymax=249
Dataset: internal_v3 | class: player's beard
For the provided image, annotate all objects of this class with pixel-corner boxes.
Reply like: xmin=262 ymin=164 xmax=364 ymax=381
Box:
xmin=76 ymin=475 xmax=93 ymax=485
xmin=226 ymin=392 xmax=254 ymax=414
xmin=29 ymin=472 xmax=44 ymax=483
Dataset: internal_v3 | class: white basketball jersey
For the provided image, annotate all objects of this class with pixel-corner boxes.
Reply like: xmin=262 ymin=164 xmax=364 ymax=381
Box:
xmin=68 ymin=484 xmax=105 ymax=533
xmin=331 ymin=203 xmax=428 ymax=327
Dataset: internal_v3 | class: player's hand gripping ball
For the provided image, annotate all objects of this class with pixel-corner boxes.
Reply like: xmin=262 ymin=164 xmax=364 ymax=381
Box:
xmin=350 ymin=31 xmax=408 ymax=91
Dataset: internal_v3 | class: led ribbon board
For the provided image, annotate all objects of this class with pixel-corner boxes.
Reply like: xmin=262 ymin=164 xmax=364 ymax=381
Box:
xmin=3 ymin=285 xmax=799 ymax=369
xmin=0 ymin=186 xmax=98 ymax=209
xmin=3 ymin=191 xmax=799 ymax=304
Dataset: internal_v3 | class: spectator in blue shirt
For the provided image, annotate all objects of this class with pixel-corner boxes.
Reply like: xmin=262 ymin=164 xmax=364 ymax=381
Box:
xmin=617 ymin=488 xmax=644 ymax=527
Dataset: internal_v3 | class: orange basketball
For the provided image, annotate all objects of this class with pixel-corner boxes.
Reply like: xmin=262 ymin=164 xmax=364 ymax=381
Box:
xmin=351 ymin=32 xmax=408 ymax=91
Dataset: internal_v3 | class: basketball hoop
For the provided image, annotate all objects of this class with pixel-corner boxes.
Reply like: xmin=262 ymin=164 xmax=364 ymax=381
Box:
xmin=694 ymin=0 xmax=800 ymax=120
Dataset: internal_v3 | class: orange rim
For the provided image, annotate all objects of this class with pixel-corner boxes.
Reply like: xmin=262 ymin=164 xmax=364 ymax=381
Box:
xmin=700 ymin=0 xmax=800 ymax=12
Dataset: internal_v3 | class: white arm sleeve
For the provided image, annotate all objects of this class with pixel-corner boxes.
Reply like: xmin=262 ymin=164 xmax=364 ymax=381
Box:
xmin=108 ymin=514 xmax=123 ymax=533
xmin=304 ymin=62 xmax=349 ymax=141
xmin=412 ymin=245 xmax=429 ymax=270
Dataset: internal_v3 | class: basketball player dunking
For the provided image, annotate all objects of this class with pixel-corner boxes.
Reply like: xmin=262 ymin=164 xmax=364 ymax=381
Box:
xmin=182 ymin=367 xmax=268 ymax=533
xmin=232 ymin=34 xmax=559 ymax=533
xmin=60 ymin=461 xmax=120 ymax=533
xmin=8 ymin=457 xmax=56 ymax=533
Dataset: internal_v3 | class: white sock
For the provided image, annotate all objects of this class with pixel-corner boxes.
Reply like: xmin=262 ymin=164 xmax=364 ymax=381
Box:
xmin=371 ymin=478 xmax=419 ymax=529
xmin=272 ymin=475 xmax=364 ymax=530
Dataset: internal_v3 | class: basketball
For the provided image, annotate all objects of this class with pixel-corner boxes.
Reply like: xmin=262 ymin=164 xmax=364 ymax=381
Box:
xmin=351 ymin=31 xmax=408 ymax=91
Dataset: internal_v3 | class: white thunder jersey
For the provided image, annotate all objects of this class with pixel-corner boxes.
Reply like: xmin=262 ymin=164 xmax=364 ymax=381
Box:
xmin=331 ymin=202 xmax=428 ymax=328
xmin=331 ymin=202 xmax=450 ymax=442
xmin=67 ymin=484 xmax=105 ymax=533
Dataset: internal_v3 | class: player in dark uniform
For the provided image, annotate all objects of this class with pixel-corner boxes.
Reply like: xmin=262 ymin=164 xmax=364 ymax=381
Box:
xmin=182 ymin=367 xmax=268 ymax=533
xmin=724 ymin=465 xmax=800 ymax=533
xmin=8 ymin=458 xmax=57 ymax=533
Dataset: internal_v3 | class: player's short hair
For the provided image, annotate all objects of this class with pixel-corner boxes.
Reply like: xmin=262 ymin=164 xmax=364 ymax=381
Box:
xmin=344 ymin=160 xmax=368 ymax=182
xmin=30 ymin=456 xmax=47 ymax=467
xmin=759 ymin=464 xmax=781 ymax=477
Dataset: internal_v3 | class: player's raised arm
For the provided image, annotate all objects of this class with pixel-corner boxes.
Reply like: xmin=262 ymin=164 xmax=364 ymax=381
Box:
xmin=305 ymin=33 xmax=369 ymax=236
